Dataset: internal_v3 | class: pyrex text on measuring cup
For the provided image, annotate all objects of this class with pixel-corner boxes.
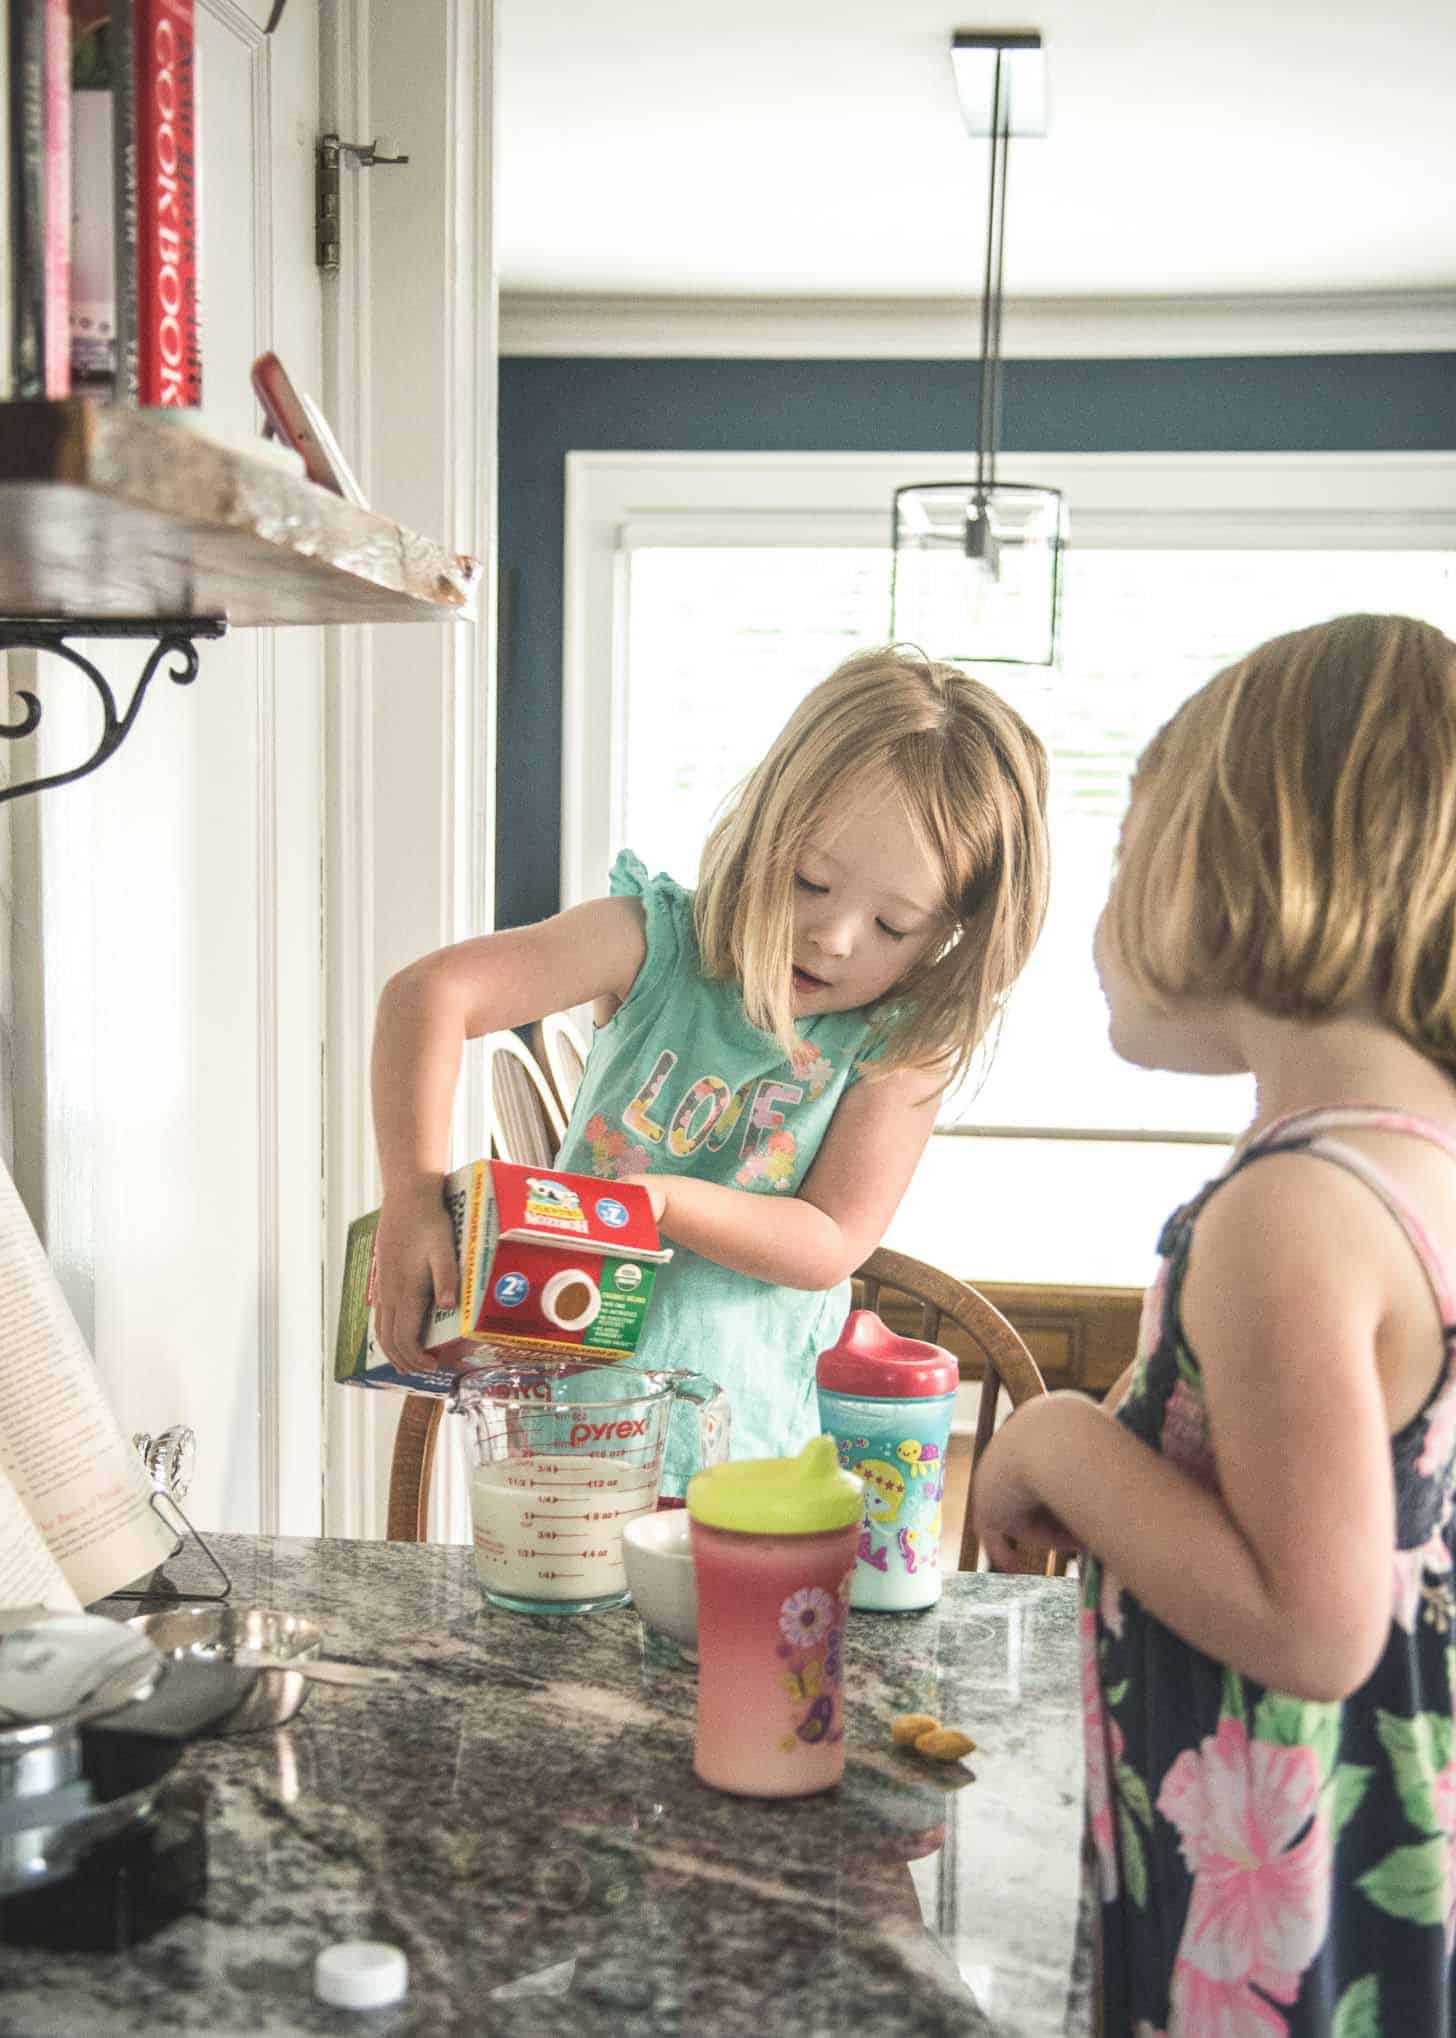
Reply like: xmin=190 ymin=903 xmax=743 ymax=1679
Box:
xmin=451 ymin=1359 xmax=729 ymax=1615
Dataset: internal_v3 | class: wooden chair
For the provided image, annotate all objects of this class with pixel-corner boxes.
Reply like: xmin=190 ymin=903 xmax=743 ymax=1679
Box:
xmin=853 ymin=1246 xmax=1059 ymax=1575
xmin=481 ymin=1029 xmax=566 ymax=1168
xmin=530 ymin=1010 xmax=589 ymax=1117
xmin=385 ymin=1242 xmax=1056 ymax=1560
xmin=387 ymin=1396 xmax=444 ymax=1541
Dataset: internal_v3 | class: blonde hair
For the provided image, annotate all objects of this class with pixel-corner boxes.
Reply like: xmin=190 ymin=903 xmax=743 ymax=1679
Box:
xmin=694 ymin=645 xmax=1050 ymax=1086
xmin=1110 ymin=612 xmax=1456 ymax=1075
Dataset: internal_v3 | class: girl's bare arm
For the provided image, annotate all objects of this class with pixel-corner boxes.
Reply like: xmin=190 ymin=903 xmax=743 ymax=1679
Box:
xmin=971 ymin=1156 xmax=1399 ymax=1700
xmin=370 ymin=897 xmax=645 ymax=1365
xmin=627 ymin=1066 xmax=942 ymax=1290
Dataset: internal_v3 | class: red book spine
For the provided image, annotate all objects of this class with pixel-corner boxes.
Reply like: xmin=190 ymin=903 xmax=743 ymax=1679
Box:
xmin=135 ymin=0 xmax=198 ymax=404
xmin=42 ymin=0 xmax=71 ymax=393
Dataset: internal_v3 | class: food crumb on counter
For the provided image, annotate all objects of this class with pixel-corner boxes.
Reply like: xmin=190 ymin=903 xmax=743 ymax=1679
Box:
xmin=889 ymin=1712 xmax=978 ymax=1764
xmin=889 ymin=1711 xmax=941 ymax=1746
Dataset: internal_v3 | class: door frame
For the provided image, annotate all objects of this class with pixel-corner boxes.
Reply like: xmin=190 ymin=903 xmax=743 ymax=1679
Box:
xmin=320 ymin=0 xmax=496 ymax=1541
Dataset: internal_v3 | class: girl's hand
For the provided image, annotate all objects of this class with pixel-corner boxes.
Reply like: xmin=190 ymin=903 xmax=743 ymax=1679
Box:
xmin=972 ymin=1402 xmax=1080 ymax=1571
xmin=622 ymin=1173 xmax=668 ymax=1225
xmin=371 ymin=1178 xmax=460 ymax=1369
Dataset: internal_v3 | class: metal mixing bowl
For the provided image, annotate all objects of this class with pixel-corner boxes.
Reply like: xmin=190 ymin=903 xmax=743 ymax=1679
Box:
xmin=125 ymin=1607 xmax=323 ymax=1734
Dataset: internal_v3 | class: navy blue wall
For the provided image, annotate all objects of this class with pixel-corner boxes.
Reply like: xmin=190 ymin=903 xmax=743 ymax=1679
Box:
xmin=497 ymin=352 xmax=1456 ymax=930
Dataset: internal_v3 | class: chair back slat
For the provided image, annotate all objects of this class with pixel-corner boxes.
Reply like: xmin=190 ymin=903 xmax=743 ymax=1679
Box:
xmin=482 ymin=1031 xmax=566 ymax=1169
xmin=531 ymin=1012 xmax=590 ymax=1116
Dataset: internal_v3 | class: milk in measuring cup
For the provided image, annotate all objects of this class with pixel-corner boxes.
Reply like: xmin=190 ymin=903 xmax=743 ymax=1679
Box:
xmin=469 ymin=1454 xmax=658 ymax=1603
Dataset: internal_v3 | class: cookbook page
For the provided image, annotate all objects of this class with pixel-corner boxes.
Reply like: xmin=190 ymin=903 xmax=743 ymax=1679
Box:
xmin=0 ymin=1163 xmax=173 ymax=1605
xmin=0 ymin=1463 xmax=81 ymax=1613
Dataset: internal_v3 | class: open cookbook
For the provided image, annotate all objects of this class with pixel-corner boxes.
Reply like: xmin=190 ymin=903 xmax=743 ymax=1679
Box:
xmin=0 ymin=1161 xmax=174 ymax=1613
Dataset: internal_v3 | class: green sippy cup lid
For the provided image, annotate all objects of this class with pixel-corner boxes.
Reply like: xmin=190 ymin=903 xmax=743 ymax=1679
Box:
xmin=685 ymin=1434 xmax=863 ymax=1535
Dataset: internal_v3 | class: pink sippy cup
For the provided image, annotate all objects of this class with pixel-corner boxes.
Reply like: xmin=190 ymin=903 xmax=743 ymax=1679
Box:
xmin=686 ymin=1436 xmax=863 ymax=1798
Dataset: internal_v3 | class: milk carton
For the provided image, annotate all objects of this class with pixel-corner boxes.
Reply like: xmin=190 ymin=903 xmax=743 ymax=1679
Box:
xmin=334 ymin=1160 xmax=672 ymax=1393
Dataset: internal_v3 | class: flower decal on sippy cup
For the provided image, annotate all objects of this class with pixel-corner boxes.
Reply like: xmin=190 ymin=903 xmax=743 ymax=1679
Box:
xmin=779 ymin=1586 xmax=835 ymax=1647
xmin=775 ymin=1584 xmax=847 ymax=1753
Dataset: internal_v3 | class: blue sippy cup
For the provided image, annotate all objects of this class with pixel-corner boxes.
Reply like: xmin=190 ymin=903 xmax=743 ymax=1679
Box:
xmin=815 ymin=1310 xmax=959 ymax=1611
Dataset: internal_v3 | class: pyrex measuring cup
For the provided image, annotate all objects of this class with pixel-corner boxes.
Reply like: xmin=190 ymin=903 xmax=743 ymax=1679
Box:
xmin=451 ymin=1360 xmax=729 ymax=1615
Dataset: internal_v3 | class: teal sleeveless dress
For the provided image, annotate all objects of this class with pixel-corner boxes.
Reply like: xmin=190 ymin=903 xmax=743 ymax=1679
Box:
xmin=554 ymin=852 xmax=883 ymax=1496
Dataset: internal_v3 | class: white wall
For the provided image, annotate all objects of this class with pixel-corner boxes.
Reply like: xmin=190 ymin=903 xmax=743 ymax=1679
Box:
xmin=10 ymin=0 xmax=326 ymax=1538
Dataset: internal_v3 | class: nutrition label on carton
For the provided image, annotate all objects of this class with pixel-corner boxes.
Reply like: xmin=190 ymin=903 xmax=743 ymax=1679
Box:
xmin=587 ymin=1265 xmax=653 ymax=1352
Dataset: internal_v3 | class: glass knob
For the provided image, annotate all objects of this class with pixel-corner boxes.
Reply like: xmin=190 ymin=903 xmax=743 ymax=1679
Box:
xmin=132 ymin=1425 xmax=197 ymax=1503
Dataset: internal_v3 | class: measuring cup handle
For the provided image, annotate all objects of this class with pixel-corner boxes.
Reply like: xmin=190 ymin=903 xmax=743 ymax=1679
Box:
xmin=669 ymin=1370 xmax=731 ymax=1467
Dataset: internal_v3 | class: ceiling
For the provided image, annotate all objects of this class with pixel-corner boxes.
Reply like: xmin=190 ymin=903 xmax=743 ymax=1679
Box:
xmin=496 ymin=1 xmax=1456 ymax=305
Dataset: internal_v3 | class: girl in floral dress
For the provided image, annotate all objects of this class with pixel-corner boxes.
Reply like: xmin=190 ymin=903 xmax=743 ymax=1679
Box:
xmin=370 ymin=646 xmax=1049 ymax=1490
xmin=973 ymin=613 xmax=1456 ymax=2034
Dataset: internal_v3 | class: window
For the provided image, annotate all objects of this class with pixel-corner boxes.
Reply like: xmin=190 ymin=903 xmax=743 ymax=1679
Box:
xmin=565 ymin=452 xmax=1456 ymax=1284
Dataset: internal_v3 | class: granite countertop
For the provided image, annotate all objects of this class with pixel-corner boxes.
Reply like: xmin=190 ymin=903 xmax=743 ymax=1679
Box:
xmin=0 ymin=1535 xmax=1092 ymax=2037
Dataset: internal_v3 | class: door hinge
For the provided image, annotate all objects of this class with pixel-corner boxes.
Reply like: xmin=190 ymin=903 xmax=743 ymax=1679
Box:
xmin=315 ymin=132 xmax=411 ymax=273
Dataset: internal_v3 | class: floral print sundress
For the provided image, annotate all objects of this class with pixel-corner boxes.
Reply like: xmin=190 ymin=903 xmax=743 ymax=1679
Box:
xmin=1084 ymin=1106 xmax=1456 ymax=2036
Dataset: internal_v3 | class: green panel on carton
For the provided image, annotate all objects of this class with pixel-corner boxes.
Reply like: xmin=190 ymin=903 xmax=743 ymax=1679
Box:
xmin=587 ymin=1258 xmax=659 ymax=1352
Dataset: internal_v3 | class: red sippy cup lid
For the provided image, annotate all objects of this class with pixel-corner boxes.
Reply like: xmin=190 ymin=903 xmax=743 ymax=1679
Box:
xmin=815 ymin=1308 xmax=959 ymax=1399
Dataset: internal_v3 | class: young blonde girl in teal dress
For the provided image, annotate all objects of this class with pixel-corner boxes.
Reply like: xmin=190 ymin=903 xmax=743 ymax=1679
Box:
xmin=370 ymin=645 xmax=1049 ymax=1492
xmin=974 ymin=613 xmax=1456 ymax=2035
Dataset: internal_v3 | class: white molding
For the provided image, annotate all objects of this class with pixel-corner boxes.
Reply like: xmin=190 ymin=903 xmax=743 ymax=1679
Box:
xmin=321 ymin=0 xmax=378 ymax=1543
xmin=502 ymin=289 xmax=1456 ymax=361
xmin=562 ymin=448 xmax=1456 ymax=913
xmin=199 ymin=0 xmax=265 ymax=46
xmin=432 ymin=0 xmax=497 ymax=1549
xmin=244 ymin=10 xmax=281 ymax=1539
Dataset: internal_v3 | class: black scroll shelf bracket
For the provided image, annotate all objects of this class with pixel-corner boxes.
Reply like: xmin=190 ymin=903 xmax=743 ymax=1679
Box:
xmin=0 ymin=617 xmax=228 ymax=805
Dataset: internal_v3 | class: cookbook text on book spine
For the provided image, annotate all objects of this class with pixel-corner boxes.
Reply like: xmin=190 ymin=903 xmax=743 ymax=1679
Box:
xmin=135 ymin=0 xmax=197 ymax=403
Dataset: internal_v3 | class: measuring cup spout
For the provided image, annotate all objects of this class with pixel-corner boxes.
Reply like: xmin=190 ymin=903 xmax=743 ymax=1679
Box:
xmin=668 ymin=1371 xmax=731 ymax=1468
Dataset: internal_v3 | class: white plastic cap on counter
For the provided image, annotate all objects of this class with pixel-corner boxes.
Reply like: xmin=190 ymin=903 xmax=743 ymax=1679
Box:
xmin=314 ymin=1940 xmax=409 ymax=2010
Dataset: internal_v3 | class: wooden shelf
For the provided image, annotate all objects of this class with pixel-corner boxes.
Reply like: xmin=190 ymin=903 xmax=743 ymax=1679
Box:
xmin=0 ymin=399 xmax=481 ymax=626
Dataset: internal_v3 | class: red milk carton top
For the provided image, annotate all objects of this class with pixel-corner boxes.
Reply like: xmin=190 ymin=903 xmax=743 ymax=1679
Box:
xmin=423 ymin=1159 xmax=671 ymax=1366
xmin=816 ymin=1309 xmax=959 ymax=1400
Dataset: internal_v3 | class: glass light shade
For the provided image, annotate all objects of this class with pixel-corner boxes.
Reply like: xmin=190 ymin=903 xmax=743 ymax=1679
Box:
xmin=891 ymin=481 xmax=1066 ymax=667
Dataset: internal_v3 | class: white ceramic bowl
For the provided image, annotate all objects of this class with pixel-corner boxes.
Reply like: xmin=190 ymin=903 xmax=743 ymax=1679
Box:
xmin=622 ymin=1509 xmax=698 ymax=1652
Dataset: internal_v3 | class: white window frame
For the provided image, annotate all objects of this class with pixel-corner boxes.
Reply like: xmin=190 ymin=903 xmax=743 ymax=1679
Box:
xmin=562 ymin=448 xmax=1456 ymax=913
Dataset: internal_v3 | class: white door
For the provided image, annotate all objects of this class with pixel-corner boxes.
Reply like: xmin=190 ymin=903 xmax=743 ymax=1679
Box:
xmin=11 ymin=0 xmax=326 ymax=1536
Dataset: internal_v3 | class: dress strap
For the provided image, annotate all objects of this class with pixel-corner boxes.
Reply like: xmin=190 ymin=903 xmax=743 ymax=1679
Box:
xmin=1251 ymin=1104 xmax=1456 ymax=1167
xmin=1244 ymin=1108 xmax=1456 ymax=1331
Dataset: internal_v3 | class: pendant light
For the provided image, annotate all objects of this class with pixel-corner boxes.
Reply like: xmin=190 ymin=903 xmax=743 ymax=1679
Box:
xmin=890 ymin=31 xmax=1065 ymax=668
